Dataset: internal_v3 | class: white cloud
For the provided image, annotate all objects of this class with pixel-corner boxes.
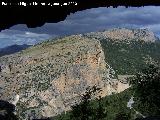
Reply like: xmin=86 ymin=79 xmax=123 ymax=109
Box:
xmin=0 ymin=30 xmax=52 ymax=48
xmin=24 ymin=31 xmax=50 ymax=37
xmin=7 ymin=6 xmax=160 ymax=41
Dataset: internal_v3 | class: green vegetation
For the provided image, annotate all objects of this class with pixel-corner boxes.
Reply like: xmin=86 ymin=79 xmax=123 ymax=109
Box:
xmin=52 ymin=64 xmax=160 ymax=120
xmin=1 ymin=31 xmax=160 ymax=120
xmin=129 ymin=64 xmax=160 ymax=116
xmin=70 ymin=85 xmax=107 ymax=120
xmin=51 ymin=87 xmax=134 ymax=120
xmin=100 ymin=39 xmax=160 ymax=75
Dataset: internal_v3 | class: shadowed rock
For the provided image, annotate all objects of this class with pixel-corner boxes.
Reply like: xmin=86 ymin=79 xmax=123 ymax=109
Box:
xmin=0 ymin=100 xmax=18 ymax=120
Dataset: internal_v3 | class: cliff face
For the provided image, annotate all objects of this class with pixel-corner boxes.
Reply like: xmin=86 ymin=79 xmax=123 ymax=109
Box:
xmin=0 ymin=35 xmax=117 ymax=119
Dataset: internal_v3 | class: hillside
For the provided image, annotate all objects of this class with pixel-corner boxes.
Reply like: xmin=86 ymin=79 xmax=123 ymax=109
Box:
xmin=0 ymin=28 xmax=160 ymax=119
xmin=84 ymin=28 xmax=160 ymax=75
xmin=100 ymin=40 xmax=160 ymax=75
xmin=52 ymin=88 xmax=134 ymax=120
xmin=0 ymin=35 xmax=117 ymax=119
xmin=85 ymin=28 xmax=158 ymax=42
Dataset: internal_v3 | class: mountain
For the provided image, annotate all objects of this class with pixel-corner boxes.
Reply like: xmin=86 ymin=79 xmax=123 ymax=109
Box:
xmin=0 ymin=44 xmax=31 ymax=57
xmin=84 ymin=28 xmax=160 ymax=75
xmin=0 ymin=35 xmax=117 ymax=119
xmin=85 ymin=28 xmax=158 ymax=42
xmin=0 ymin=28 xmax=160 ymax=119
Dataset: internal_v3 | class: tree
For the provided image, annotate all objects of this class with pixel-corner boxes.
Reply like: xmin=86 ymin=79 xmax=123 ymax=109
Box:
xmin=129 ymin=64 xmax=160 ymax=116
xmin=70 ymin=85 xmax=105 ymax=120
xmin=95 ymin=96 xmax=107 ymax=120
xmin=114 ymin=111 xmax=131 ymax=120
xmin=0 ymin=100 xmax=19 ymax=120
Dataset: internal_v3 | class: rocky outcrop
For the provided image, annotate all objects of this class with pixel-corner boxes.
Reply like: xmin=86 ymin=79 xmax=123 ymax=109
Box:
xmin=103 ymin=28 xmax=156 ymax=42
xmin=0 ymin=35 xmax=117 ymax=119
xmin=85 ymin=28 xmax=157 ymax=42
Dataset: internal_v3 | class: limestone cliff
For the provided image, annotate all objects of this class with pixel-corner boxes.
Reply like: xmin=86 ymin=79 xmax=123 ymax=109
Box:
xmin=0 ymin=35 xmax=117 ymax=119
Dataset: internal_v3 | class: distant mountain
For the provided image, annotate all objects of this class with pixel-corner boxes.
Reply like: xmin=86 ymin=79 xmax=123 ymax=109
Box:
xmin=85 ymin=28 xmax=159 ymax=42
xmin=0 ymin=44 xmax=31 ymax=57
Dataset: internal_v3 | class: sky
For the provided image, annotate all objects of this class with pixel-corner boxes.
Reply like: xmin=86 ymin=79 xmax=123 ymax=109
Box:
xmin=0 ymin=6 xmax=160 ymax=48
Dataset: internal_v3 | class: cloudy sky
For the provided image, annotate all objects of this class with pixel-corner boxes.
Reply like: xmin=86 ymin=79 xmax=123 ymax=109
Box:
xmin=0 ymin=6 xmax=160 ymax=48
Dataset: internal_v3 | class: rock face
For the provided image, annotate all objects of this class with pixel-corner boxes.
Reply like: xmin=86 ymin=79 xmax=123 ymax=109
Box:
xmin=0 ymin=35 xmax=117 ymax=119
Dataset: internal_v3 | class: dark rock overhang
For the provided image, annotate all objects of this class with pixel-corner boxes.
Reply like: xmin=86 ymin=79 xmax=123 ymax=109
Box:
xmin=0 ymin=0 xmax=160 ymax=31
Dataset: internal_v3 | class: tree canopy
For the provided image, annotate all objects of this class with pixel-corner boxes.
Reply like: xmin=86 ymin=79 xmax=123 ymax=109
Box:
xmin=129 ymin=64 xmax=160 ymax=116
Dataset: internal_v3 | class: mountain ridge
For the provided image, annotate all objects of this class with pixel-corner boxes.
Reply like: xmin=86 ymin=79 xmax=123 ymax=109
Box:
xmin=0 ymin=44 xmax=31 ymax=57
xmin=84 ymin=28 xmax=158 ymax=43
xmin=0 ymin=28 xmax=160 ymax=119
xmin=0 ymin=35 xmax=117 ymax=119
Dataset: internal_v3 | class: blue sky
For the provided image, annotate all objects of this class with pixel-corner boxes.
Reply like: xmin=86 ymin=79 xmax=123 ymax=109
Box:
xmin=0 ymin=6 xmax=160 ymax=48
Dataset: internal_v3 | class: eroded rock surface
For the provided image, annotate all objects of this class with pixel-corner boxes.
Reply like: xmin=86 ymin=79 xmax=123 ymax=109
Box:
xmin=0 ymin=35 xmax=117 ymax=119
